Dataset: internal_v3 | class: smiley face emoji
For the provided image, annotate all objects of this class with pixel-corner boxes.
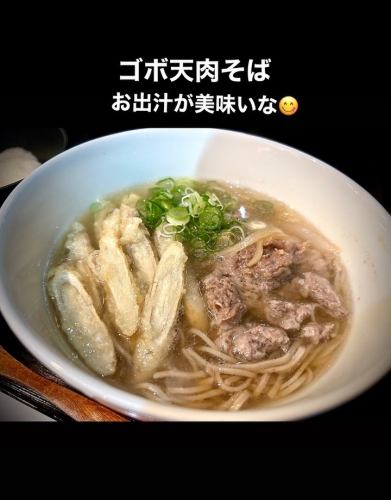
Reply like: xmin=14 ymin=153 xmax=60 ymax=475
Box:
xmin=279 ymin=96 xmax=298 ymax=116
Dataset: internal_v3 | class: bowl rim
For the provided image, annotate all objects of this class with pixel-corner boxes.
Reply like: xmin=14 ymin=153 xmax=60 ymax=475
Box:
xmin=0 ymin=127 xmax=390 ymax=421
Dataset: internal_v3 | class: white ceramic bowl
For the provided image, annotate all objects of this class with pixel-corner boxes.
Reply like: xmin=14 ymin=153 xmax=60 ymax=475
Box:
xmin=0 ymin=128 xmax=390 ymax=421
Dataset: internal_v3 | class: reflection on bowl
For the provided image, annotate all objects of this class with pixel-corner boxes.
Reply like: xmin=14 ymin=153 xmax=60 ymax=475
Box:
xmin=0 ymin=128 xmax=390 ymax=421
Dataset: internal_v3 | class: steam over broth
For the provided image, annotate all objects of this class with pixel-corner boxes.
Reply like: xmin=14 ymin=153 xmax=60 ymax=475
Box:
xmin=47 ymin=180 xmax=351 ymax=411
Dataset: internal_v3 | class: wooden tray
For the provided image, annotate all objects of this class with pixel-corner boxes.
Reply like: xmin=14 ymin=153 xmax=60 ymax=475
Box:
xmin=0 ymin=313 xmax=130 ymax=422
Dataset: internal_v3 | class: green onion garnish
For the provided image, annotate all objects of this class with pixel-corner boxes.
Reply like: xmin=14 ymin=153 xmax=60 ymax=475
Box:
xmin=136 ymin=179 xmax=247 ymax=258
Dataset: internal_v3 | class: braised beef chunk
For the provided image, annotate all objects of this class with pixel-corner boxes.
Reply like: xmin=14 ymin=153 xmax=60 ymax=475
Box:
xmin=295 ymin=247 xmax=332 ymax=279
xmin=300 ymin=322 xmax=335 ymax=344
xmin=294 ymin=272 xmax=347 ymax=318
xmin=202 ymin=273 xmax=245 ymax=328
xmin=264 ymin=298 xmax=316 ymax=331
xmin=216 ymin=323 xmax=290 ymax=362
xmin=269 ymin=238 xmax=306 ymax=259
xmin=202 ymin=238 xmax=346 ymax=362
xmin=218 ymin=239 xmax=305 ymax=297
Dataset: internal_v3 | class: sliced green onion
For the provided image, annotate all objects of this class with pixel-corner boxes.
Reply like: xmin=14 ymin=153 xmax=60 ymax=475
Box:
xmin=188 ymin=238 xmax=210 ymax=258
xmin=153 ymin=195 xmax=173 ymax=211
xmin=180 ymin=190 xmax=206 ymax=217
xmin=206 ymin=192 xmax=223 ymax=209
xmin=198 ymin=206 xmax=223 ymax=231
xmin=156 ymin=177 xmax=175 ymax=190
xmin=136 ymin=178 xmax=247 ymax=258
xmin=136 ymin=199 xmax=165 ymax=229
xmin=166 ymin=207 xmax=190 ymax=226
xmin=175 ymin=177 xmax=194 ymax=188
xmin=162 ymin=223 xmax=181 ymax=236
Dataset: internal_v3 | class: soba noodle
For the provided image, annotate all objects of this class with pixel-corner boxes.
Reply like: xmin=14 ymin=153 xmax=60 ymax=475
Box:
xmin=135 ymin=325 xmax=344 ymax=410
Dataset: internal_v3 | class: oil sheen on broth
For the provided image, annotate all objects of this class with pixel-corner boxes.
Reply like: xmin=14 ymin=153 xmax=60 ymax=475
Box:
xmin=47 ymin=179 xmax=351 ymax=411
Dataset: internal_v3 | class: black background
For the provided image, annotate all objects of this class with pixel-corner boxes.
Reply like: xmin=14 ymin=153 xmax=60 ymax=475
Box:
xmin=2 ymin=50 xmax=388 ymax=210
xmin=0 ymin=47 xmax=390 ymax=447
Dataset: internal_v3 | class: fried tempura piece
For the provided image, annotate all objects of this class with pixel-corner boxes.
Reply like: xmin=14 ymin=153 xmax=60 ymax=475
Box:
xmin=93 ymin=200 xmax=115 ymax=241
xmin=120 ymin=203 xmax=157 ymax=294
xmin=48 ymin=265 xmax=117 ymax=376
xmin=96 ymin=209 xmax=140 ymax=337
xmin=183 ymin=268 xmax=209 ymax=331
xmin=64 ymin=222 xmax=103 ymax=314
xmin=133 ymin=241 xmax=187 ymax=382
xmin=153 ymin=223 xmax=175 ymax=258
xmin=121 ymin=193 xmax=140 ymax=213
xmin=153 ymin=226 xmax=208 ymax=330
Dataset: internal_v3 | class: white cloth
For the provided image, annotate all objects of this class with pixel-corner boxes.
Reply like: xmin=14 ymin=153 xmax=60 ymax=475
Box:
xmin=0 ymin=147 xmax=40 ymax=187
